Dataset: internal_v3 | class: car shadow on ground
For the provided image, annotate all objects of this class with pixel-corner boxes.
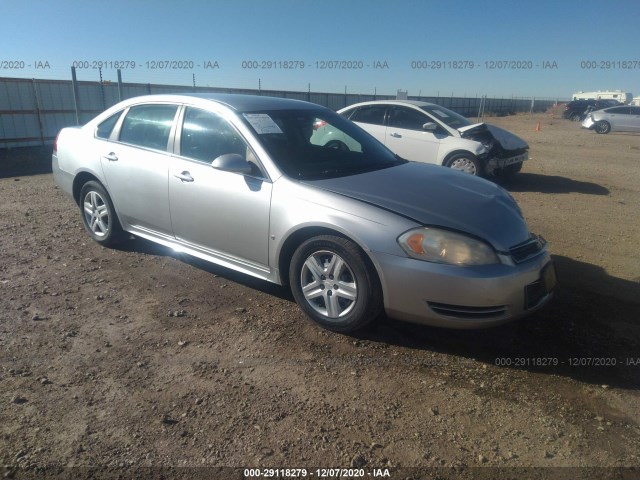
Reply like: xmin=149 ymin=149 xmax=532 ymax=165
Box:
xmin=113 ymin=236 xmax=294 ymax=301
xmin=497 ymin=173 xmax=610 ymax=195
xmin=116 ymin=238 xmax=639 ymax=389
xmin=359 ymin=255 xmax=640 ymax=390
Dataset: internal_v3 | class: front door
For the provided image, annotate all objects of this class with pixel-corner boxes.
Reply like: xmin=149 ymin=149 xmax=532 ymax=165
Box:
xmin=168 ymin=107 xmax=272 ymax=269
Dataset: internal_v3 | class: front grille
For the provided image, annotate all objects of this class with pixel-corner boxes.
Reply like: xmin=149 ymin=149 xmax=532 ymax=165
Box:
xmin=498 ymin=147 xmax=528 ymax=158
xmin=427 ymin=302 xmax=508 ymax=319
xmin=509 ymin=236 xmax=545 ymax=264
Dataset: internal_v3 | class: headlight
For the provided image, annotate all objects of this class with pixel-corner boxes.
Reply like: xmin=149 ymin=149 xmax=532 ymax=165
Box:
xmin=481 ymin=139 xmax=495 ymax=151
xmin=398 ymin=228 xmax=499 ymax=266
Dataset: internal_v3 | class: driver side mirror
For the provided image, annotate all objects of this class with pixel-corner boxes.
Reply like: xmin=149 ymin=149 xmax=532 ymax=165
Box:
xmin=211 ymin=153 xmax=252 ymax=175
xmin=422 ymin=122 xmax=438 ymax=132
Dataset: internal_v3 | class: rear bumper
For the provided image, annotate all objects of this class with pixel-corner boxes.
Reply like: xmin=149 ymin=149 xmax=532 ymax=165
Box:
xmin=372 ymin=249 xmax=555 ymax=329
xmin=52 ymin=154 xmax=75 ymax=201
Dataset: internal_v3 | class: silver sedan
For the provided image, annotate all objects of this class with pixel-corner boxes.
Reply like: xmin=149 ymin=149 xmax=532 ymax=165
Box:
xmin=582 ymin=105 xmax=640 ymax=134
xmin=52 ymin=94 xmax=555 ymax=332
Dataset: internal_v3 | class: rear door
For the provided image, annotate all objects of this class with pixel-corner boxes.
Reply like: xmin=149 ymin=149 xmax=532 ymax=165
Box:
xmin=100 ymin=103 xmax=178 ymax=236
xmin=346 ymin=105 xmax=388 ymax=144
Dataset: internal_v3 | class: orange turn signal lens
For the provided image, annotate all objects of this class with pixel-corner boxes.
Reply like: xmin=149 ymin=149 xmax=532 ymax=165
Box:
xmin=406 ymin=233 xmax=425 ymax=254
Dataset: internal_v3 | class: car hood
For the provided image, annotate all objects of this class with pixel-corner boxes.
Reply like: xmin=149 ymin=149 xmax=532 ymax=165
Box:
xmin=458 ymin=123 xmax=529 ymax=151
xmin=302 ymin=163 xmax=531 ymax=251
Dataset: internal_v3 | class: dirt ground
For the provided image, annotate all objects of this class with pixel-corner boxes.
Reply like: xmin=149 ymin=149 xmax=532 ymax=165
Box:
xmin=1 ymin=111 xmax=639 ymax=479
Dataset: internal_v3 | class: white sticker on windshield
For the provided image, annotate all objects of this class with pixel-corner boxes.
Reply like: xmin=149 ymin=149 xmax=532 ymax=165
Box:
xmin=243 ymin=113 xmax=283 ymax=134
xmin=432 ymin=110 xmax=450 ymax=118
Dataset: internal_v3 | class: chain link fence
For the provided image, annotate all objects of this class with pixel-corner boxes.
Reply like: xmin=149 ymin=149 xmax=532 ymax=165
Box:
xmin=1 ymin=74 xmax=562 ymax=149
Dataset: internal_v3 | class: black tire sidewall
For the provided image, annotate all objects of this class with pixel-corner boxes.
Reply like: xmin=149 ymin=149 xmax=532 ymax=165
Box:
xmin=595 ymin=121 xmax=610 ymax=134
xmin=79 ymin=181 xmax=121 ymax=245
xmin=445 ymin=153 xmax=484 ymax=177
xmin=289 ymin=235 xmax=381 ymax=333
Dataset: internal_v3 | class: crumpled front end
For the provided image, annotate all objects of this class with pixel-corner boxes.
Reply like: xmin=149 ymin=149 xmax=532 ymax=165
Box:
xmin=459 ymin=123 xmax=529 ymax=175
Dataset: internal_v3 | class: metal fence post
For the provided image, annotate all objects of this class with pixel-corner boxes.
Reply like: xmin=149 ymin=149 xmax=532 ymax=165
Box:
xmin=117 ymin=69 xmax=123 ymax=101
xmin=71 ymin=66 xmax=80 ymax=125
xmin=31 ymin=79 xmax=45 ymax=145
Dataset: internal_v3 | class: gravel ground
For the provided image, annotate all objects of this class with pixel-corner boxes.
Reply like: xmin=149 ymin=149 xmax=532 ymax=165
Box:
xmin=1 ymin=112 xmax=639 ymax=479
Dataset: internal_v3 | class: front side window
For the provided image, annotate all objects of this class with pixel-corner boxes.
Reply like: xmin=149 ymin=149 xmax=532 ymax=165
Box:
xmin=388 ymin=107 xmax=430 ymax=131
xmin=606 ymin=107 xmax=630 ymax=115
xmin=119 ymin=104 xmax=178 ymax=150
xmin=180 ymin=107 xmax=249 ymax=162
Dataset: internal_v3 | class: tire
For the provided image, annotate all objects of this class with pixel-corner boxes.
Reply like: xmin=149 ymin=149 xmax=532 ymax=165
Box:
xmin=79 ymin=181 xmax=124 ymax=246
xmin=444 ymin=153 xmax=483 ymax=176
xmin=570 ymin=113 xmax=581 ymax=122
xmin=495 ymin=161 xmax=523 ymax=180
xmin=289 ymin=235 xmax=382 ymax=333
xmin=594 ymin=121 xmax=611 ymax=134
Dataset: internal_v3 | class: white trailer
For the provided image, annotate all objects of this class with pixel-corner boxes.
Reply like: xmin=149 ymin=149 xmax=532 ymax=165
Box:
xmin=572 ymin=90 xmax=632 ymax=104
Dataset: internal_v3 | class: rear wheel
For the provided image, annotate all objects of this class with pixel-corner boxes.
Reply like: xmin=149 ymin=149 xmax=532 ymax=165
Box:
xmin=79 ymin=181 xmax=123 ymax=246
xmin=445 ymin=153 xmax=483 ymax=176
xmin=594 ymin=121 xmax=611 ymax=134
xmin=570 ymin=113 xmax=582 ymax=122
xmin=289 ymin=235 xmax=382 ymax=333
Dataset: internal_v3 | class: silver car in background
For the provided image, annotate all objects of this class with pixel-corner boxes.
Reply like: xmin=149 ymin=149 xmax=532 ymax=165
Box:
xmin=53 ymin=94 xmax=555 ymax=332
xmin=582 ymin=105 xmax=640 ymax=134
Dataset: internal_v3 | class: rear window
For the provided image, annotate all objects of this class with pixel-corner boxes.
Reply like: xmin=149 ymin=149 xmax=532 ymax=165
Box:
xmin=96 ymin=111 xmax=122 ymax=139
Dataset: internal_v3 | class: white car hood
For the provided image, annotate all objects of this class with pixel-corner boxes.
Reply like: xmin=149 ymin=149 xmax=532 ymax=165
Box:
xmin=458 ymin=123 xmax=529 ymax=151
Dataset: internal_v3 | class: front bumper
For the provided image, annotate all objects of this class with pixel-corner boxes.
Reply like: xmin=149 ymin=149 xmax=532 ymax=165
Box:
xmin=372 ymin=249 xmax=554 ymax=329
xmin=581 ymin=117 xmax=596 ymax=129
xmin=485 ymin=151 xmax=528 ymax=174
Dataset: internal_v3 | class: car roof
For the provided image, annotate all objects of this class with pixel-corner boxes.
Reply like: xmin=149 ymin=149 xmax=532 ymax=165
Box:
xmin=119 ymin=93 xmax=324 ymax=113
xmin=341 ymin=100 xmax=439 ymax=109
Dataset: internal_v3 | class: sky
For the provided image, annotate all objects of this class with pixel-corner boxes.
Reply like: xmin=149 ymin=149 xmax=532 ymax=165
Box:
xmin=2 ymin=0 xmax=639 ymax=99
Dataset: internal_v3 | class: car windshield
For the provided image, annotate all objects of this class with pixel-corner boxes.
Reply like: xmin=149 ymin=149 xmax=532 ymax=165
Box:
xmin=240 ymin=109 xmax=404 ymax=179
xmin=420 ymin=105 xmax=473 ymax=129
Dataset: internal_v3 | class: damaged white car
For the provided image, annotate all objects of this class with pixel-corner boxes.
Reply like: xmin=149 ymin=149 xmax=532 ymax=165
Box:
xmin=336 ymin=100 xmax=529 ymax=178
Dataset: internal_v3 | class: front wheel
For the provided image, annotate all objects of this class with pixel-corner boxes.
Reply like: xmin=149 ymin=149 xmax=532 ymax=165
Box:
xmin=594 ymin=121 xmax=611 ymax=134
xmin=444 ymin=153 xmax=483 ymax=176
xmin=79 ymin=181 xmax=124 ymax=246
xmin=289 ymin=235 xmax=382 ymax=333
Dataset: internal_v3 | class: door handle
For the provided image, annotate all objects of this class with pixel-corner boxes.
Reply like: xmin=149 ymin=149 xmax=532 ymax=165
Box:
xmin=390 ymin=132 xmax=402 ymax=138
xmin=174 ymin=171 xmax=194 ymax=182
xmin=103 ymin=152 xmax=118 ymax=161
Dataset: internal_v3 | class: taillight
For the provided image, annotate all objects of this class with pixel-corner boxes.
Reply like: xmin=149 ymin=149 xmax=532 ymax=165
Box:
xmin=53 ymin=132 xmax=60 ymax=155
xmin=313 ymin=120 xmax=327 ymax=130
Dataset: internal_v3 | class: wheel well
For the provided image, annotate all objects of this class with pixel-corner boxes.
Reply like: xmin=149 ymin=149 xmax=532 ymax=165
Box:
xmin=277 ymin=227 xmax=380 ymax=289
xmin=72 ymin=172 xmax=101 ymax=205
xmin=443 ymin=150 xmax=477 ymax=166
